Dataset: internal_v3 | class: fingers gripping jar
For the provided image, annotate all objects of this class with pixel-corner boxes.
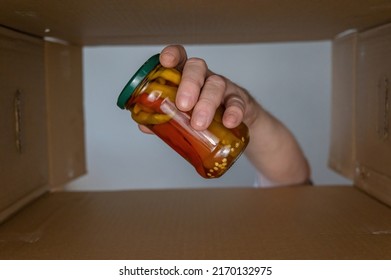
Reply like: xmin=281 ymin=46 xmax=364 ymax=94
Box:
xmin=117 ymin=54 xmax=249 ymax=178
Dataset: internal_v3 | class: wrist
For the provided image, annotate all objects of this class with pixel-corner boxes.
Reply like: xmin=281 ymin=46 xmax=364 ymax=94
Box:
xmin=243 ymin=94 xmax=265 ymax=130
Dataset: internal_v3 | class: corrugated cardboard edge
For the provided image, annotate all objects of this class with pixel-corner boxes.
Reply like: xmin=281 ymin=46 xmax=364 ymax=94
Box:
xmin=45 ymin=41 xmax=87 ymax=189
xmin=328 ymin=30 xmax=357 ymax=179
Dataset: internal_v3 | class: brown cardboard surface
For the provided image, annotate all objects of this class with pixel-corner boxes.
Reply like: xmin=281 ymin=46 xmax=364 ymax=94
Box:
xmin=355 ymin=23 xmax=391 ymax=206
xmin=0 ymin=0 xmax=390 ymax=45
xmin=329 ymin=32 xmax=357 ymax=179
xmin=1 ymin=3 xmax=391 ymax=262
xmin=1 ymin=186 xmax=391 ymax=260
xmin=45 ymin=41 xmax=86 ymax=189
xmin=0 ymin=26 xmax=48 ymax=223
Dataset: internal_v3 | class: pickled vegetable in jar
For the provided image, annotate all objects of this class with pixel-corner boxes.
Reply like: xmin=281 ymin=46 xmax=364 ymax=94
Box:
xmin=117 ymin=54 xmax=249 ymax=178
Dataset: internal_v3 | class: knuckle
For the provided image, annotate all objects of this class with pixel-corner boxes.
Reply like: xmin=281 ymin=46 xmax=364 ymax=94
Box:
xmin=197 ymin=96 xmax=220 ymax=114
xmin=198 ymin=97 xmax=216 ymax=108
xmin=187 ymin=57 xmax=207 ymax=68
xmin=181 ymin=75 xmax=204 ymax=91
xmin=225 ymin=94 xmax=245 ymax=109
xmin=206 ymin=74 xmax=227 ymax=90
xmin=181 ymin=74 xmax=202 ymax=87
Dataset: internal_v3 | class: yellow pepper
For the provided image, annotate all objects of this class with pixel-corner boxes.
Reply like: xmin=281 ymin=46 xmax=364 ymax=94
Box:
xmin=131 ymin=110 xmax=171 ymax=125
xmin=133 ymin=103 xmax=154 ymax=114
xmin=150 ymin=68 xmax=181 ymax=85
xmin=144 ymin=82 xmax=177 ymax=102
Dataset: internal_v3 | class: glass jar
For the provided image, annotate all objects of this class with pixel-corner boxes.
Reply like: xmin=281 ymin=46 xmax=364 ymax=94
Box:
xmin=117 ymin=54 xmax=249 ymax=178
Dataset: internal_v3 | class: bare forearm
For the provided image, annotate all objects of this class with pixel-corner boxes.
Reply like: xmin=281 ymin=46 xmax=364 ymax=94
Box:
xmin=244 ymin=100 xmax=311 ymax=186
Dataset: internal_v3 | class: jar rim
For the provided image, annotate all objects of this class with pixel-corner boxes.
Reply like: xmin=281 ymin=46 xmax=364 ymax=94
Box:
xmin=116 ymin=53 xmax=160 ymax=109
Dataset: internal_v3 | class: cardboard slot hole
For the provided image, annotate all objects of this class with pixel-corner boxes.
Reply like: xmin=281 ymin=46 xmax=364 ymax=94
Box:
xmin=377 ymin=77 xmax=389 ymax=141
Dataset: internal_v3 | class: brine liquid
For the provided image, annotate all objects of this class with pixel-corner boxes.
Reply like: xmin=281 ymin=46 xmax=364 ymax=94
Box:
xmin=148 ymin=99 xmax=249 ymax=178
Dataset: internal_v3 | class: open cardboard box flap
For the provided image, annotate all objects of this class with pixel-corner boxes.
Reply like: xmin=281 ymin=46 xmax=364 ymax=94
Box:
xmin=1 ymin=1 xmax=391 ymax=259
xmin=0 ymin=27 xmax=85 ymax=223
xmin=0 ymin=0 xmax=390 ymax=45
xmin=329 ymin=23 xmax=391 ymax=206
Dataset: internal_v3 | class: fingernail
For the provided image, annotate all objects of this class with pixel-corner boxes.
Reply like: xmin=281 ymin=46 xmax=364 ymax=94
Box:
xmin=177 ymin=95 xmax=190 ymax=110
xmin=161 ymin=51 xmax=176 ymax=66
xmin=194 ymin=112 xmax=208 ymax=128
xmin=164 ymin=52 xmax=175 ymax=63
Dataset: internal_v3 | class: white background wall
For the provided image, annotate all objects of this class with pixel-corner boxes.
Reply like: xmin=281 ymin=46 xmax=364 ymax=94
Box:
xmin=65 ymin=42 xmax=352 ymax=191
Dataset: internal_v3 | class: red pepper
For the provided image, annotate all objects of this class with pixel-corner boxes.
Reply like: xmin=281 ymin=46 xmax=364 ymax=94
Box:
xmin=133 ymin=92 xmax=164 ymax=113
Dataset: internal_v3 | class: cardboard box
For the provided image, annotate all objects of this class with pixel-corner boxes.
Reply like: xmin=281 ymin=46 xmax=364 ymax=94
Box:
xmin=1 ymin=1 xmax=391 ymax=259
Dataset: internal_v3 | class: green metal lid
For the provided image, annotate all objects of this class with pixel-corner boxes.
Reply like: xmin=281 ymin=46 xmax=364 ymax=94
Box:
xmin=116 ymin=53 xmax=160 ymax=109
